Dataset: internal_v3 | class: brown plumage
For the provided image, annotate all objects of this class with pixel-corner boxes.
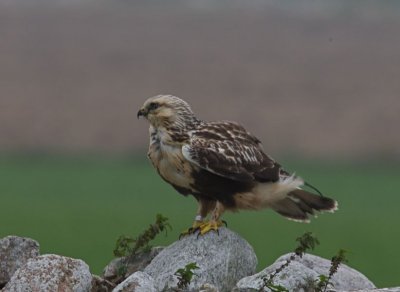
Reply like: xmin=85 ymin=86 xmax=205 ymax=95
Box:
xmin=137 ymin=95 xmax=337 ymax=233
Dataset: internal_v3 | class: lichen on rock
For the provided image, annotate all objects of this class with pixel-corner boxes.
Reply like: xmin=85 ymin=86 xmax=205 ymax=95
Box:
xmin=0 ymin=235 xmax=40 ymax=287
xmin=235 ymin=253 xmax=376 ymax=292
xmin=2 ymin=254 xmax=92 ymax=292
xmin=144 ymin=227 xmax=257 ymax=292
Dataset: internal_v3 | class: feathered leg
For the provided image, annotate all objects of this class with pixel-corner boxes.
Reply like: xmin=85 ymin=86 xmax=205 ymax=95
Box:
xmin=197 ymin=201 xmax=226 ymax=236
xmin=179 ymin=198 xmax=216 ymax=238
xmin=193 ymin=198 xmax=216 ymax=227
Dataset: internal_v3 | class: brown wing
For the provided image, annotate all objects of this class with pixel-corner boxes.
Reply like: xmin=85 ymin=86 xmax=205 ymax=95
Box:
xmin=182 ymin=121 xmax=282 ymax=182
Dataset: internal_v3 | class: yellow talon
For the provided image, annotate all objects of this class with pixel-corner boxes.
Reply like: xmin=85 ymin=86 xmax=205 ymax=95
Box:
xmin=179 ymin=220 xmax=227 ymax=238
xmin=179 ymin=220 xmax=204 ymax=239
xmin=192 ymin=220 xmax=204 ymax=229
xmin=197 ymin=220 xmax=224 ymax=237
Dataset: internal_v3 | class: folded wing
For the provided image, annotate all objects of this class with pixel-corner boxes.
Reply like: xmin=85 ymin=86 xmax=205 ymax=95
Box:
xmin=182 ymin=121 xmax=282 ymax=183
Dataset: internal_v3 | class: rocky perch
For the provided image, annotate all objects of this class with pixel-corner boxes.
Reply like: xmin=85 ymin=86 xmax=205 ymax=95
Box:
xmin=0 ymin=232 xmax=398 ymax=292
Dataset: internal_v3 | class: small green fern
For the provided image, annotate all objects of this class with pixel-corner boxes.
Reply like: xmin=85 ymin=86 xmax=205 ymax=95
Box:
xmin=175 ymin=262 xmax=200 ymax=289
xmin=315 ymin=249 xmax=348 ymax=292
xmin=263 ymin=232 xmax=320 ymax=291
xmin=262 ymin=232 xmax=347 ymax=292
xmin=113 ymin=213 xmax=171 ymax=258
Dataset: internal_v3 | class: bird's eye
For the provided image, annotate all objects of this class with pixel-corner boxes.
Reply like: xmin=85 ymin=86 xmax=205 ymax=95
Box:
xmin=149 ymin=102 xmax=159 ymax=111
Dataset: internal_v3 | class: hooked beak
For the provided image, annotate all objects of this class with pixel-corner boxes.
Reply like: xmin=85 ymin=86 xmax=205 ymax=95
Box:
xmin=137 ymin=108 xmax=146 ymax=119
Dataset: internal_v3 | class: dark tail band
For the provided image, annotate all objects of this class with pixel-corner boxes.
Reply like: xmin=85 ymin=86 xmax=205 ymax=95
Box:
xmin=271 ymin=189 xmax=338 ymax=222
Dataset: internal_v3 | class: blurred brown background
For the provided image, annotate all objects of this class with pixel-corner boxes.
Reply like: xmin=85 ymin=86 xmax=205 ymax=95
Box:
xmin=2 ymin=1 xmax=400 ymax=287
xmin=1 ymin=0 xmax=399 ymax=159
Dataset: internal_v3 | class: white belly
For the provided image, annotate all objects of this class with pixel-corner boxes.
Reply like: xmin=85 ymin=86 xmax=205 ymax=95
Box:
xmin=148 ymin=142 xmax=194 ymax=190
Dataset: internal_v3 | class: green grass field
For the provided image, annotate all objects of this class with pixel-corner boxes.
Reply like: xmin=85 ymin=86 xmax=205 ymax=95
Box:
xmin=1 ymin=154 xmax=399 ymax=287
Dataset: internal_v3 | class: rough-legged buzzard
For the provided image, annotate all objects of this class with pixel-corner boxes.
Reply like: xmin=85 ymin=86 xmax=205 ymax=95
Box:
xmin=137 ymin=95 xmax=337 ymax=235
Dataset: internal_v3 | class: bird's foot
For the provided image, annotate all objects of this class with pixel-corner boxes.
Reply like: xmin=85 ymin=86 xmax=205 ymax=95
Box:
xmin=196 ymin=220 xmax=225 ymax=237
xmin=179 ymin=220 xmax=203 ymax=239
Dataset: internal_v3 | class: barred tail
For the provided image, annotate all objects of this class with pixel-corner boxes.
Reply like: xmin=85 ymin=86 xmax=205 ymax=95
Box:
xmin=271 ymin=189 xmax=338 ymax=223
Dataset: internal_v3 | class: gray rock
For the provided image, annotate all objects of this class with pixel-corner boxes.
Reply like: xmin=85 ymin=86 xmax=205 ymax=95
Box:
xmin=103 ymin=247 xmax=164 ymax=284
xmin=235 ymin=253 xmax=375 ymax=292
xmin=144 ymin=227 xmax=257 ymax=292
xmin=199 ymin=283 xmax=220 ymax=292
xmin=112 ymin=271 xmax=156 ymax=292
xmin=3 ymin=254 xmax=92 ymax=292
xmin=350 ymin=289 xmax=400 ymax=292
xmin=91 ymin=274 xmax=116 ymax=292
xmin=326 ymin=288 xmax=400 ymax=292
xmin=0 ymin=235 xmax=40 ymax=287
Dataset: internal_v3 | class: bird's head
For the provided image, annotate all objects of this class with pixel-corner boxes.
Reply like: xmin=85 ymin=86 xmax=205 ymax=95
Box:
xmin=137 ymin=95 xmax=198 ymax=129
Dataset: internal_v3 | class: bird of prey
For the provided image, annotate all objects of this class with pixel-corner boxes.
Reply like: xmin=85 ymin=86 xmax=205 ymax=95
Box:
xmin=137 ymin=95 xmax=337 ymax=236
